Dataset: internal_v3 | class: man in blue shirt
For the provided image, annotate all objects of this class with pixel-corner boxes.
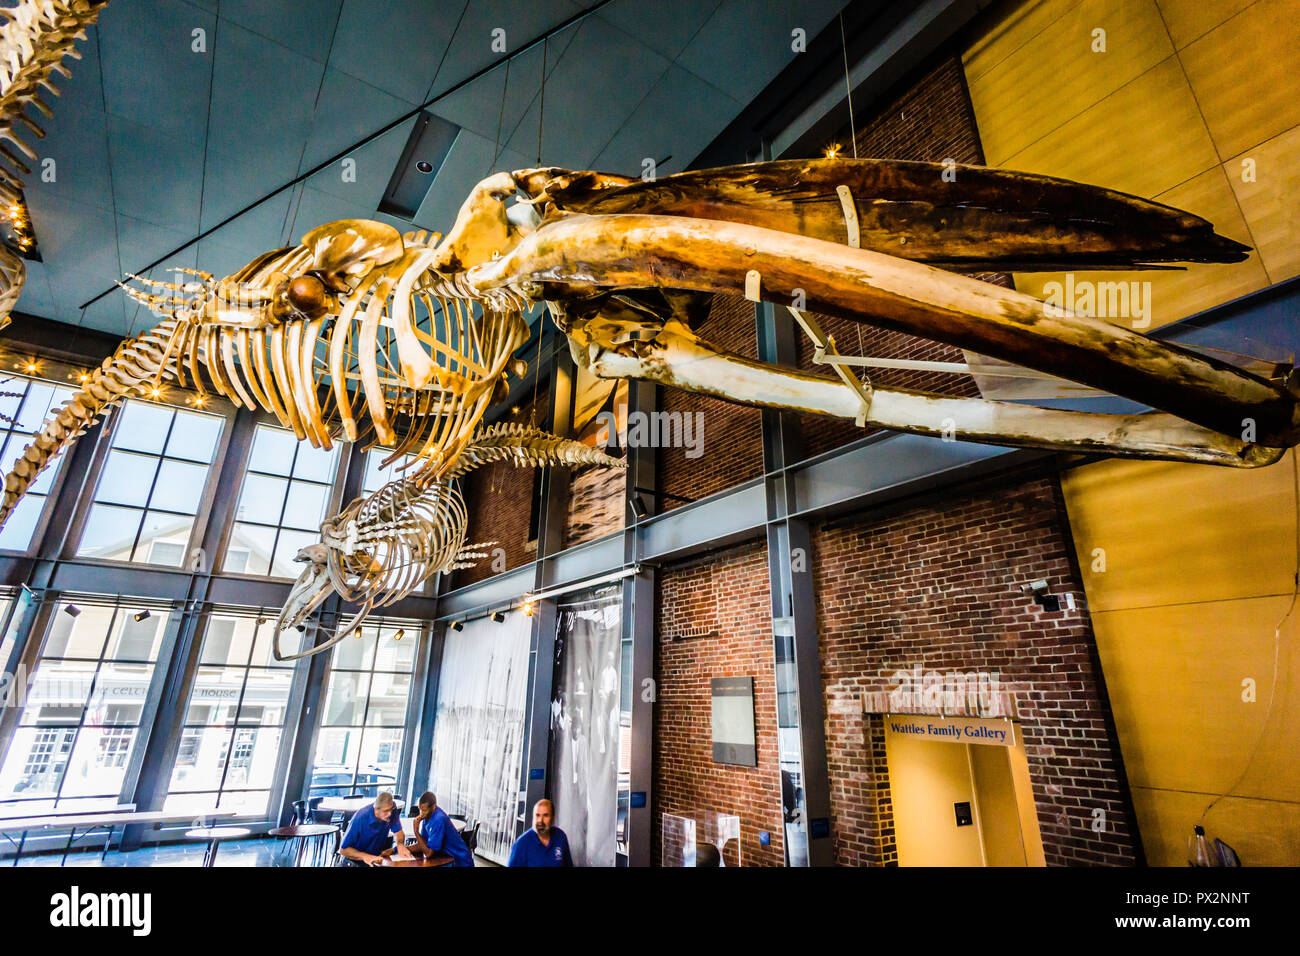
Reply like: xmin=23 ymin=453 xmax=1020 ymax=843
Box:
xmin=508 ymin=799 xmax=573 ymax=867
xmin=338 ymin=792 xmax=414 ymax=866
xmin=411 ymin=791 xmax=474 ymax=867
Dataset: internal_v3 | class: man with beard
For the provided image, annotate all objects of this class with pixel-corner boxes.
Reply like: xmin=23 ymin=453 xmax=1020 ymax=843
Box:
xmin=507 ymin=799 xmax=573 ymax=867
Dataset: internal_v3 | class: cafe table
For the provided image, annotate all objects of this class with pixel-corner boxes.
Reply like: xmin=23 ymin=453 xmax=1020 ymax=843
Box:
xmin=379 ymin=853 xmax=454 ymax=867
xmin=185 ymin=826 xmax=252 ymax=867
xmin=267 ymin=823 xmax=339 ymax=867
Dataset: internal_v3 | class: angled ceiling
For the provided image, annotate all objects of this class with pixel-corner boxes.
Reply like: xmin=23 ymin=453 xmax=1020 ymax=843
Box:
xmin=15 ymin=0 xmax=846 ymax=339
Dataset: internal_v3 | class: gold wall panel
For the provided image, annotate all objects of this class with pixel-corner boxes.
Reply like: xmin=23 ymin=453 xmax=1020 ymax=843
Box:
xmin=964 ymin=0 xmax=1174 ymax=165
xmin=998 ymin=57 xmax=1215 ymax=198
xmin=1226 ymin=122 xmax=1300 ymax=284
xmin=1060 ymin=451 xmax=1298 ymax=613
xmin=1155 ymin=0 xmax=1256 ymax=50
xmin=1178 ymin=0 xmax=1300 ymax=160
xmin=964 ymin=0 xmax=1069 ymax=85
xmin=1089 ymin=595 xmax=1300 ymax=797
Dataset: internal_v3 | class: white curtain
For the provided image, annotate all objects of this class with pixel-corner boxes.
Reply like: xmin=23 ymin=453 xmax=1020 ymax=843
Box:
xmin=428 ymin=610 xmax=531 ymax=865
xmin=549 ymin=591 xmax=623 ymax=867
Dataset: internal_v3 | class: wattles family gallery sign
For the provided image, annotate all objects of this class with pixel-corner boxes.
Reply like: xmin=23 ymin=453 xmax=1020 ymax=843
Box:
xmin=885 ymin=715 xmax=1016 ymax=747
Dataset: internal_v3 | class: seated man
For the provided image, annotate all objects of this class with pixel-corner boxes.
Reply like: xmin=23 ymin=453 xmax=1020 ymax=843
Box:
xmin=507 ymin=799 xmax=573 ymax=867
xmin=411 ymin=791 xmax=474 ymax=867
xmin=338 ymin=792 xmax=414 ymax=866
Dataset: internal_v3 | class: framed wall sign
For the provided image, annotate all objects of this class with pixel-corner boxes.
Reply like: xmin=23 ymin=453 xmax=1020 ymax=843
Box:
xmin=711 ymin=676 xmax=757 ymax=766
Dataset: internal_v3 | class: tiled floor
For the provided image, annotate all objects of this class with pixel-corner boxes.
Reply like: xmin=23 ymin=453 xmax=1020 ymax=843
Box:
xmin=8 ymin=837 xmax=498 ymax=867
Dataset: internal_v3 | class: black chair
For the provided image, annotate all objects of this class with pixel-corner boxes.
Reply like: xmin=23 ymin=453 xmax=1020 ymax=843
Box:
xmin=461 ymin=821 xmax=480 ymax=854
xmin=292 ymin=796 xmax=324 ymax=825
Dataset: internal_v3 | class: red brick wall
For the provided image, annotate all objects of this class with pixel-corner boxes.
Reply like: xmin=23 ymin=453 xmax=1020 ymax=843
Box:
xmin=813 ymin=471 xmax=1136 ymax=866
xmin=653 ymin=541 xmax=785 ymax=866
xmin=658 ymin=295 xmax=764 ymax=510
xmin=452 ymin=393 xmax=548 ymax=588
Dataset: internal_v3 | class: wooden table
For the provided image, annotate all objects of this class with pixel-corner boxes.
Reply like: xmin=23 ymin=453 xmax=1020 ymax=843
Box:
xmin=185 ymin=826 xmax=252 ymax=867
xmin=1 ymin=808 xmax=235 ymax=866
xmin=380 ymin=853 xmax=453 ymax=867
xmin=267 ymin=823 xmax=339 ymax=867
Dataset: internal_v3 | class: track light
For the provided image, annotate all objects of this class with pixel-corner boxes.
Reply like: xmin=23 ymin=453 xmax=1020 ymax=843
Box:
xmin=628 ymin=493 xmax=647 ymax=519
xmin=256 ymin=617 xmax=266 ymax=626
xmin=491 ymin=611 xmax=506 ymax=623
xmin=64 ymin=604 xmax=81 ymax=618
xmin=393 ymin=628 xmax=405 ymax=641
xmin=296 ymin=624 xmax=306 ymax=632
xmin=133 ymin=610 xmax=150 ymax=623
xmin=450 ymin=621 xmax=464 ymax=632
xmin=521 ymin=600 xmax=534 ymax=617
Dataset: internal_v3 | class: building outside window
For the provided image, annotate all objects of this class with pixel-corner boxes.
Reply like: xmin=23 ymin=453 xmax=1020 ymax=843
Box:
xmin=309 ymin=623 xmax=416 ymax=799
xmin=223 ymin=424 xmax=341 ymax=578
xmin=0 ymin=375 xmax=76 ymax=551
xmin=164 ymin=615 xmax=301 ymax=817
xmin=0 ymin=594 xmax=14 ymax=672
xmin=77 ymin=400 xmax=224 ymax=567
xmin=0 ymin=601 xmax=169 ymax=813
xmin=362 ymin=445 xmax=415 ymax=494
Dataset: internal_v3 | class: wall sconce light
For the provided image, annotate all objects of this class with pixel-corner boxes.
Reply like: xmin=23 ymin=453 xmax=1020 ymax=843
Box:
xmin=491 ymin=611 xmax=506 ymax=623
xmin=450 ymin=621 xmax=464 ymax=632
xmin=133 ymin=610 xmax=151 ymax=623
xmin=64 ymin=604 xmax=81 ymax=617
xmin=521 ymin=600 xmax=535 ymax=617
xmin=628 ymin=493 xmax=647 ymax=519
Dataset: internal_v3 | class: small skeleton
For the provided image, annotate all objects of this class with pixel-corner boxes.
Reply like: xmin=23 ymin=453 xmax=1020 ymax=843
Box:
xmin=3 ymin=157 xmax=1297 ymax=658
xmin=0 ymin=0 xmax=109 ymax=326
xmin=274 ymin=426 xmax=622 ymax=661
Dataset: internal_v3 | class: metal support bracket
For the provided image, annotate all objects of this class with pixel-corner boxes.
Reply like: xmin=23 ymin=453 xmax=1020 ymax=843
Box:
xmin=836 ymin=184 xmax=860 ymax=249
xmin=786 ymin=306 xmax=872 ymax=426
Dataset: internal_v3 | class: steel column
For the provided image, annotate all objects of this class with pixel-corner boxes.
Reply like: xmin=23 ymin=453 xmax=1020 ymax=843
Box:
xmin=622 ymin=378 xmax=658 ymax=866
xmin=755 ymin=274 xmax=834 ymax=866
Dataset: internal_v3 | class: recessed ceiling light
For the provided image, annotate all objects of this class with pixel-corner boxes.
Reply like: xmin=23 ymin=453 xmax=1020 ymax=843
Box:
xmin=415 ymin=160 xmax=433 ymax=174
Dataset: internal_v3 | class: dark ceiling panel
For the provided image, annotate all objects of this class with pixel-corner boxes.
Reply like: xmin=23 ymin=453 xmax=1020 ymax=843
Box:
xmin=299 ymin=68 xmax=415 ymax=173
xmin=97 ymin=0 xmax=217 ymax=134
xmin=327 ymin=0 xmax=462 ymax=105
xmin=677 ymin=0 xmax=843 ymax=106
xmin=26 ymin=100 xmax=113 ymax=214
xmin=592 ymin=64 xmax=741 ymax=177
xmin=596 ymin=0 xmax=724 ymax=62
xmin=217 ymin=0 xmax=346 ymax=64
xmin=415 ymin=0 xmax=583 ymax=105
xmin=303 ymin=118 xmax=417 ymax=207
xmin=106 ymin=114 xmax=205 ymax=230
xmin=503 ymin=14 xmax=671 ymax=168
